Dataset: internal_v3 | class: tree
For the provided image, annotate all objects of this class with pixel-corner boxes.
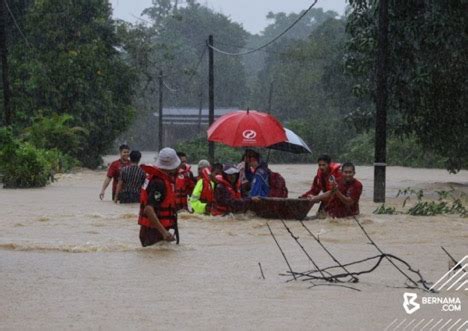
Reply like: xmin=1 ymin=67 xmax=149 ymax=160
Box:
xmin=119 ymin=0 xmax=250 ymax=149
xmin=9 ymin=0 xmax=136 ymax=167
xmin=346 ymin=0 xmax=468 ymax=172
xmin=243 ymin=8 xmax=339 ymax=89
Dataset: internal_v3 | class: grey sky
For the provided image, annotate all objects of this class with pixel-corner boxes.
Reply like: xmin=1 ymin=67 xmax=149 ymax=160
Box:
xmin=110 ymin=0 xmax=347 ymax=34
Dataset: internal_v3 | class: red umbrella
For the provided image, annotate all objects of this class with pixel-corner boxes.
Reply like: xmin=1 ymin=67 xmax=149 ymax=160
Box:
xmin=207 ymin=110 xmax=286 ymax=147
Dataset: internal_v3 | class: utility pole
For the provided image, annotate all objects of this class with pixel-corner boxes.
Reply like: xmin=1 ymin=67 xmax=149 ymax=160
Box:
xmin=208 ymin=35 xmax=215 ymax=163
xmin=198 ymin=88 xmax=203 ymax=133
xmin=373 ymin=0 xmax=389 ymax=202
xmin=0 ymin=0 xmax=12 ymax=126
xmin=158 ymin=70 xmax=163 ymax=151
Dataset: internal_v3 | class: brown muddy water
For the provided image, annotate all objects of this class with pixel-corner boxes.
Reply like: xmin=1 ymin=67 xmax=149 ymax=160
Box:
xmin=1 ymin=153 xmax=467 ymax=330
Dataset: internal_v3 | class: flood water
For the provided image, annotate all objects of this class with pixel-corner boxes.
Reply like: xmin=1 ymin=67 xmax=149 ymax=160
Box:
xmin=1 ymin=153 xmax=467 ymax=330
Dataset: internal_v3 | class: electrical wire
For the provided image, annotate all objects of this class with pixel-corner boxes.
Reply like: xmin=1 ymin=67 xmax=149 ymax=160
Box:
xmin=207 ymin=0 xmax=319 ymax=56
xmin=4 ymin=0 xmax=31 ymax=48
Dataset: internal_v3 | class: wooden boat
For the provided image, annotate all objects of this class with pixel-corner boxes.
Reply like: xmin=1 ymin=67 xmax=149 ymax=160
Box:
xmin=249 ymin=197 xmax=314 ymax=220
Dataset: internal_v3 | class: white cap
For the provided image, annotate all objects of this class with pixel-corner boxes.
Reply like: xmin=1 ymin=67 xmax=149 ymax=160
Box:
xmin=198 ymin=159 xmax=210 ymax=169
xmin=155 ymin=148 xmax=181 ymax=170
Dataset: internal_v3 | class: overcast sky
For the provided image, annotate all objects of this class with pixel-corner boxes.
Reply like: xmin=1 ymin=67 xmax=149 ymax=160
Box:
xmin=110 ymin=0 xmax=348 ymax=34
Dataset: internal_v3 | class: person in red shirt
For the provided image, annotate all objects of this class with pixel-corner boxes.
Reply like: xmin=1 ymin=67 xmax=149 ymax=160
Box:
xmin=174 ymin=152 xmax=195 ymax=211
xmin=325 ymin=162 xmax=363 ymax=218
xmin=99 ymin=144 xmax=130 ymax=201
xmin=300 ymin=154 xmax=342 ymax=216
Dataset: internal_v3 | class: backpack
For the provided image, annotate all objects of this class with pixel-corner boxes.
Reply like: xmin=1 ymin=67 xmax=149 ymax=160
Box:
xmin=268 ymin=171 xmax=288 ymax=198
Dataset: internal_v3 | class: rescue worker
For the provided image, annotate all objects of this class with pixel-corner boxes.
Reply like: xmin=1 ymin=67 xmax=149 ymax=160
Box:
xmin=211 ymin=164 xmax=257 ymax=216
xmin=99 ymin=144 xmax=130 ymax=200
xmin=325 ymin=162 xmax=363 ymax=218
xmin=175 ymin=152 xmax=195 ymax=211
xmin=138 ymin=148 xmax=180 ymax=247
xmin=190 ymin=160 xmax=215 ymax=215
xmin=300 ymin=154 xmax=342 ymax=217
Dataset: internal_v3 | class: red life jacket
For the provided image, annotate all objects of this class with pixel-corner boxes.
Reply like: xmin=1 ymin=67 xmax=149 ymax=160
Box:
xmin=175 ymin=166 xmax=194 ymax=210
xmin=199 ymin=168 xmax=214 ymax=204
xmin=138 ymin=165 xmax=177 ymax=229
xmin=318 ymin=162 xmax=342 ymax=193
xmin=211 ymin=176 xmax=241 ymax=216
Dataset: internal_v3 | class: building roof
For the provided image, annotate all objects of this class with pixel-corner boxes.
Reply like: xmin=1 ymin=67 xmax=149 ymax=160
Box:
xmin=153 ymin=107 xmax=240 ymax=125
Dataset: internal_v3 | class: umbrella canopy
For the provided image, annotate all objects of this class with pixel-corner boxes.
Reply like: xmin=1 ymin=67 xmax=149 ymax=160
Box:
xmin=268 ymin=128 xmax=312 ymax=154
xmin=207 ymin=110 xmax=286 ymax=147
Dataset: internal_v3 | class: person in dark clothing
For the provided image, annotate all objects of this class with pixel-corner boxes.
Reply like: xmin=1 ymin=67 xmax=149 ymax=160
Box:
xmin=245 ymin=151 xmax=270 ymax=197
xmin=237 ymin=149 xmax=257 ymax=197
xmin=212 ymin=164 xmax=259 ymax=216
xmin=114 ymin=150 xmax=146 ymax=203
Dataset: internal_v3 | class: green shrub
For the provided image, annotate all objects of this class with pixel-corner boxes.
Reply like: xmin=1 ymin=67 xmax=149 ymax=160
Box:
xmin=1 ymin=142 xmax=52 ymax=188
xmin=0 ymin=127 xmax=79 ymax=188
xmin=342 ymin=131 xmax=449 ymax=168
xmin=373 ymin=204 xmax=397 ymax=215
xmin=44 ymin=148 xmax=80 ymax=173
xmin=22 ymin=114 xmax=87 ymax=159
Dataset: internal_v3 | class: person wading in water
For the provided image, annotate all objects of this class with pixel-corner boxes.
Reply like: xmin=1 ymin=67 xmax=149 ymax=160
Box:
xmin=99 ymin=144 xmax=130 ymax=201
xmin=138 ymin=148 xmax=181 ymax=246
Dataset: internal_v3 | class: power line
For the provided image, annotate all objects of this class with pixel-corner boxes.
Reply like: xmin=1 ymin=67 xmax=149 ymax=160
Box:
xmin=215 ymin=40 xmax=288 ymax=56
xmin=162 ymin=80 xmax=177 ymax=92
xmin=215 ymin=40 xmax=327 ymax=64
xmin=208 ymin=0 xmax=319 ymax=56
xmin=3 ymin=0 xmax=31 ymax=48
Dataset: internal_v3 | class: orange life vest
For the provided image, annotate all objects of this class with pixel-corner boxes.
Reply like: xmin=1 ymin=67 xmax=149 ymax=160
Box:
xmin=175 ymin=165 xmax=194 ymax=210
xmin=199 ymin=168 xmax=214 ymax=204
xmin=138 ymin=165 xmax=177 ymax=229
xmin=211 ymin=176 xmax=242 ymax=216
xmin=318 ymin=162 xmax=342 ymax=193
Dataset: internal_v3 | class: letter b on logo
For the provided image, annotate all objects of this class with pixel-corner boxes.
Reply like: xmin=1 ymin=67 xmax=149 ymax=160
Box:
xmin=403 ymin=292 xmax=420 ymax=315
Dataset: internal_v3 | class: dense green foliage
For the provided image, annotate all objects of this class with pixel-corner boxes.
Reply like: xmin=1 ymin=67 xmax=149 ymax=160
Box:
xmin=346 ymin=0 xmax=467 ymax=172
xmin=22 ymin=114 xmax=87 ymax=158
xmin=4 ymin=0 xmax=136 ymax=167
xmin=0 ymin=126 xmax=79 ymax=188
xmin=342 ymin=131 xmax=447 ymax=168
xmin=0 ymin=128 xmax=49 ymax=188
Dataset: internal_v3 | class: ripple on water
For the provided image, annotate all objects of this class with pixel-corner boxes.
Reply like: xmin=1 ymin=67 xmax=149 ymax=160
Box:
xmin=0 ymin=242 xmax=195 ymax=253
